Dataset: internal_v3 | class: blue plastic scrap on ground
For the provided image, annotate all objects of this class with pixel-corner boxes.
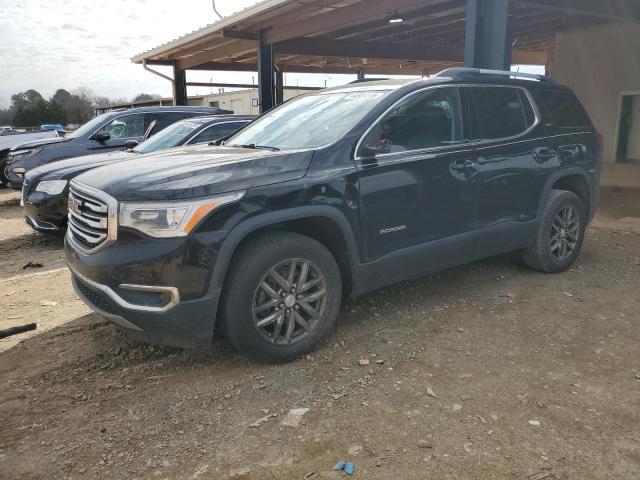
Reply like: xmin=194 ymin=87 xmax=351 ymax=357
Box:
xmin=334 ymin=460 xmax=355 ymax=475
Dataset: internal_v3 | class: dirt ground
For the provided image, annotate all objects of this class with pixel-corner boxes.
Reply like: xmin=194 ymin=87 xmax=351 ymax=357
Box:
xmin=1 ymin=186 xmax=640 ymax=480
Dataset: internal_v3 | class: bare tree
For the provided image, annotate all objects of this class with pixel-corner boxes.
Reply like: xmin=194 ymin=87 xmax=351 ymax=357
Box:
xmin=66 ymin=87 xmax=95 ymax=125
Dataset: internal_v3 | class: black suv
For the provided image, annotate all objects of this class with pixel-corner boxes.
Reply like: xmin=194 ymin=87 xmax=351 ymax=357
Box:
xmin=3 ymin=106 xmax=230 ymax=188
xmin=65 ymin=69 xmax=601 ymax=363
xmin=21 ymin=115 xmax=254 ymax=234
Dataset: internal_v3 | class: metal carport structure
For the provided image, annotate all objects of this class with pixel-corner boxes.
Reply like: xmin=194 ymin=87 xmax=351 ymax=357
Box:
xmin=131 ymin=0 xmax=640 ymax=113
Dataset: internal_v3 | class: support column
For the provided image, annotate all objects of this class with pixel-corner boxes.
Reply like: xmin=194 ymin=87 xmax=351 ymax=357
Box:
xmin=357 ymin=69 xmax=365 ymax=80
xmin=275 ymin=68 xmax=284 ymax=105
xmin=173 ymin=62 xmax=187 ymax=106
xmin=258 ymin=31 xmax=275 ymax=113
xmin=464 ymin=0 xmax=512 ymax=70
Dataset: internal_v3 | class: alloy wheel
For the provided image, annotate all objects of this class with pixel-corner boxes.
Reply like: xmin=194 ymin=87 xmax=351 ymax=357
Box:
xmin=252 ymin=258 xmax=328 ymax=345
xmin=550 ymin=206 xmax=580 ymax=262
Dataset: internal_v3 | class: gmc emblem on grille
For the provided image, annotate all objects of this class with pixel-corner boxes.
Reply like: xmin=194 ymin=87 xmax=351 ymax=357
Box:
xmin=68 ymin=196 xmax=82 ymax=214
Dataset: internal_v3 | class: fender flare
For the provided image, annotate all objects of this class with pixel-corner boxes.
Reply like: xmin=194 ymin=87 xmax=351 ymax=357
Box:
xmin=208 ymin=205 xmax=363 ymax=298
xmin=537 ymin=167 xmax=594 ymax=219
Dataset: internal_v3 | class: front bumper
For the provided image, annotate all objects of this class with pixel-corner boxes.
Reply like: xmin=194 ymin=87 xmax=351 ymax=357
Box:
xmin=24 ymin=190 xmax=69 ymax=232
xmin=4 ymin=165 xmax=24 ymax=189
xmin=65 ymin=230 xmax=224 ymax=347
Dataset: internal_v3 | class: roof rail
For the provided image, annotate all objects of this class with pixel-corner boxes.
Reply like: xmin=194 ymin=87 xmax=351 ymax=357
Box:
xmin=435 ymin=67 xmax=553 ymax=83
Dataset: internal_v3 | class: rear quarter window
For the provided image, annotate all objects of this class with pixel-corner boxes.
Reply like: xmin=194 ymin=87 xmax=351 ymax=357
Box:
xmin=469 ymin=86 xmax=536 ymax=140
xmin=538 ymin=89 xmax=592 ymax=128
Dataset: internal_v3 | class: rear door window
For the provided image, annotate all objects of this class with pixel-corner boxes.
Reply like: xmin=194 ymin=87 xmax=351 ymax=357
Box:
xmin=538 ymin=89 xmax=592 ymax=128
xmin=469 ymin=87 xmax=536 ymax=140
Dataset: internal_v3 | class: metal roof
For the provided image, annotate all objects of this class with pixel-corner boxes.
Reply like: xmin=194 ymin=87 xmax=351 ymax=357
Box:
xmin=132 ymin=0 xmax=640 ymax=76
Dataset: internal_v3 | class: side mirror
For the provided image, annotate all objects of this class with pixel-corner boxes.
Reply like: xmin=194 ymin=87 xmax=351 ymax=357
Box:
xmin=92 ymin=131 xmax=111 ymax=143
xmin=124 ymin=140 xmax=138 ymax=149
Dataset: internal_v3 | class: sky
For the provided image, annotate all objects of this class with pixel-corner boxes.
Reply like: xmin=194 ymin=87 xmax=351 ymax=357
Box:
xmin=0 ymin=0 xmax=542 ymax=109
xmin=0 ymin=0 xmax=365 ymax=108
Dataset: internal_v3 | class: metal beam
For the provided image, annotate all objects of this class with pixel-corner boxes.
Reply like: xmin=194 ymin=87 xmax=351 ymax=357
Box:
xmin=172 ymin=63 xmax=187 ymax=106
xmin=186 ymin=61 xmax=360 ymax=74
xmin=185 ymin=60 xmax=457 ymax=76
xmin=222 ymin=29 xmax=258 ymax=40
xmin=257 ymin=31 xmax=275 ymax=113
xmin=186 ymin=81 xmax=319 ymax=91
xmin=275 ymin=37 xmax=465 ymax=62
xmin=464 ymin=0 xmax=512 ymax=70
xmin=512 ymin=0 xmax=640 ymax=21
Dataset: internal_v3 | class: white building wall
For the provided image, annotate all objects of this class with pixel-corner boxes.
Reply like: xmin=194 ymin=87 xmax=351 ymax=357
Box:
xmin=198 ymin=88 xmax=311 ymax=115
xmin=551 ymin=23 xmax=640 ymax=188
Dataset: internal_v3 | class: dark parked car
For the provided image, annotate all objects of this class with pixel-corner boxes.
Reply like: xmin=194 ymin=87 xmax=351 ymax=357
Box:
xmin=65 ymin=68 xmax=601 ymax=363
xmin=22 ymin=115 xmax=254 ymax=233
xmin=3 ymin=105 xmax=230 ymax=188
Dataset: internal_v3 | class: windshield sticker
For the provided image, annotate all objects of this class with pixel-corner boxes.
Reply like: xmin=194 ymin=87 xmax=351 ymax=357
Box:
xmin=346 ymin=92 xmax=385 ymax=100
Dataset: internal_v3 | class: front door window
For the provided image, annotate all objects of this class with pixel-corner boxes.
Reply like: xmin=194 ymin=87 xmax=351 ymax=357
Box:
xmin=102 ymin=114 xmax=145 ymax=139
xmin=359 ymin=87 xmax=466 ymax=156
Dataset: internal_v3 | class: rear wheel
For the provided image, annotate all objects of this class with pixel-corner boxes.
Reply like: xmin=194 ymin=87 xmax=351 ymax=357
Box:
xmin=523 ymin=189 xmax=586 ymax=273
xmin=220 ymin=231 xmax=342 ymax=363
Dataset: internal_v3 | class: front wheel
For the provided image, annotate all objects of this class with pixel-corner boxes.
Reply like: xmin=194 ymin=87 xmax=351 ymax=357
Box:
xmin=220 ymin=232 xmax=342 ymax=363
xmin=523 ymin=189 xmax=586 ymax=273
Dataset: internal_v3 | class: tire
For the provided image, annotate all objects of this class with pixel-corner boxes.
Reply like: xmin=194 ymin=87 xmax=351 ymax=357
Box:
xmin=0 ymin=153 xmax=9 ymax=186
xmin=220 ymin=231 xmax=342 ymax=363
xmin=523 ymin=189 xmax=586 ymax=273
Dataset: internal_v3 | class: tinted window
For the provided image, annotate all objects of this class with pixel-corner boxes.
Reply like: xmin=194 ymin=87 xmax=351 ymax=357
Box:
xmin=539 ymin=89 xmax=592 ymax=127
xmin=133 ymin=120 xmax=203 ymax=154
xmin=358 ymin=87 xmax=465 ymax=155
xmin=68 ymin=113 xmax=112 ymax=138
xmin=103 ymin=113 xmax=145 ymax=138
xmin=189 ymin=122 xmax=246 ymax=144
xmin=470 ymin=87 xmax=534 ymax=140
xmin=147 ymin=113 xmax=195 ymax=136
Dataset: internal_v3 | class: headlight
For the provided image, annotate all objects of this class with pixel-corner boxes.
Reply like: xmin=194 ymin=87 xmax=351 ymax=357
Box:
xmin=35 ymin=180 xmax=67 ymax=195
xmin=118 ymin=191 xmax=245 ymax=238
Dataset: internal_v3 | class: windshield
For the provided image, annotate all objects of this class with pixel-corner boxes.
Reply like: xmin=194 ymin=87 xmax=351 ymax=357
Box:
xmin=68 ymin=113 xmax=112 ymax=139
xmin=227 ymin=91 xmax=389 ymax=150
xmin=134 ymin=120 xmax=203 ymax=154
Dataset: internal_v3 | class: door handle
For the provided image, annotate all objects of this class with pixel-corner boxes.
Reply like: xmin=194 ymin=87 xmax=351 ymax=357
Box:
xmin=534 ymin=147 xmax=557 ymax=163
xmin=451 ymin=159 xmax=477 ymax=174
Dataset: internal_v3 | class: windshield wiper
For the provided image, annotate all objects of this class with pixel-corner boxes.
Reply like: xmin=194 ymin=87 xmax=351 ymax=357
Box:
xmin=233 ymin=143 xmax=280 ymax=151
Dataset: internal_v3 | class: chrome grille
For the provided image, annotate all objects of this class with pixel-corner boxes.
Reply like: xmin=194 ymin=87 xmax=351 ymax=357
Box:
xmin=67 ymin=182 xmax=117 ymax=253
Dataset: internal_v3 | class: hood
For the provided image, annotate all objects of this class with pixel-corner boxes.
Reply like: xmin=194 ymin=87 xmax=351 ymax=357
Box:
xmin=9 ymin=136 xmax=70 ymax=151
xmin=74 ymin=145 xmax=315 ymax=201
xmin=27 ymin=150 xmax=137 ymax=181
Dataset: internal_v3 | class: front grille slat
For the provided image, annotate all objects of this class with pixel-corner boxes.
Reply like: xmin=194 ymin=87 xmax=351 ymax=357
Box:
xmin=69 ymin=210 xmax=108 ymax=230
xmin=72 ymin=191 xmax=108 ymax=213
xmin=68 ymin=186 xmax=111 ymax=252
xmin=69 ymin=221 xmax=107 ymax=243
